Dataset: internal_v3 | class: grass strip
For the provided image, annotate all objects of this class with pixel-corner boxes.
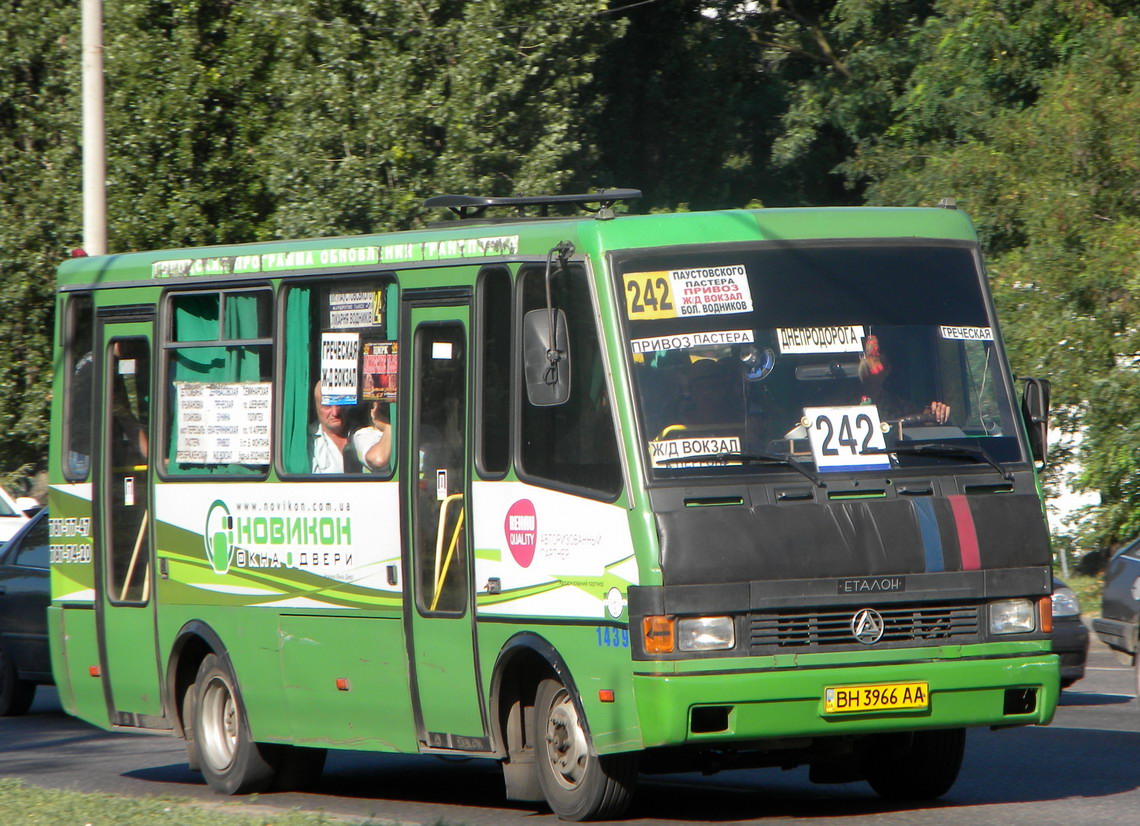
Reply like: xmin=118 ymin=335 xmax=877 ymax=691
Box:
xmin=0 ymin=778 xmax=407 ymax=825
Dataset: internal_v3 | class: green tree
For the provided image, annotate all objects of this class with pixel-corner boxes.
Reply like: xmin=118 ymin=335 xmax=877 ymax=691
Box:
xmin=0 ymin=2 xmax=81 ymax=470
xmin=0 ymin=1 xmax=625 ymax=472
xmin=253 ymin=0 xmax=622 ymax=237
xmin=103 ymin=0 xmax=280 ymax=248
xmin=843 ymin=2 xmax=1140 ymax=554
xmin=591 ymin=0 xmax=886 ymax=211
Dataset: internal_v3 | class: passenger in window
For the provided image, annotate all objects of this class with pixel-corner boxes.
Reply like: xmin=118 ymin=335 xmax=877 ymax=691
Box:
xmin=352 ymin=401 xmax=393 ymax=472
xmin=310 ymin=382 xmax=362 ymax=474
xmin=859 ymin=334 xmax=951 ymax=424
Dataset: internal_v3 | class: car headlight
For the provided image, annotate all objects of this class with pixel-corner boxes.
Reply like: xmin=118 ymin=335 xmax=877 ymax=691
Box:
xmin=1051 ymin=586 xmax=1081 ymax=618
xmin=989 ymin=598 xmax=1036 ymax=634
xmin=677 ymin=616 xmax=735 ymax=651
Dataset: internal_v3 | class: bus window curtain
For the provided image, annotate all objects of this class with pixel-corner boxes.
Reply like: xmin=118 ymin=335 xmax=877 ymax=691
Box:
xmin=224 ymin=292 xmax=264 ymax=381
xmin=282 ymin=287 xmax=312 ymax=475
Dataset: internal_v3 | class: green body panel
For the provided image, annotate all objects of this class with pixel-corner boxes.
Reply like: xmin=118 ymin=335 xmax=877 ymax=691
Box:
xmin=50 ymin=607 xmax=106 ymax=726
xmin=48 ymin=488 xmax=97 ymax=602
xmin=278 ymin=615 xmax=416 ymax=751
xmin=475 ymin=620 xmax=645 ymax=753
xmin=161 ymin=604 xmax=292 ymax=740
xmin=634 ymin=651 xmax=1058 ymax=747
xmin=45 ymin=608 xmax=73 ymax=712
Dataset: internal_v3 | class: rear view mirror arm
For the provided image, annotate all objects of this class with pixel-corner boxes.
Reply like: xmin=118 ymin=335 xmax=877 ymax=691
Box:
xmin=543 ymin=241 xmax=575 ymax=386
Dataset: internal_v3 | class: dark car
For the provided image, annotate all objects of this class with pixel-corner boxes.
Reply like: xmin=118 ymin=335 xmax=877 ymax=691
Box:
xmin=0 ymin=507 xmax=51 ymax=715
xmin=1051 ymin=577 xmax=1088 ymax=688
xmin=1093 ymin=535 xmax=1140 ymax=698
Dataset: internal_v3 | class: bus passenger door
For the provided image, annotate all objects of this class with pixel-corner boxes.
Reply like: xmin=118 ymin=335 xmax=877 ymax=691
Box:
xmin=94 ymin=321 xmax=164 ymax=725
xmin=403 ymin=303 xmax=488 ymax=750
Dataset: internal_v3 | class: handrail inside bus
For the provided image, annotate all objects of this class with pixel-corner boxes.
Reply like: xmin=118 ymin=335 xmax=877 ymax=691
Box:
xmin=119 ymin=509 xmax=150 ymax=603
xmin=430 ymin=494 xmax=465 ymax=612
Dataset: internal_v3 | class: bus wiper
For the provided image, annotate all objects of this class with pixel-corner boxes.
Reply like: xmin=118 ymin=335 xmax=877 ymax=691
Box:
xmin=867 ymin=442 xmax=1013 ymax=481
xmin=658 ymin=451 xmax=826 ymax=488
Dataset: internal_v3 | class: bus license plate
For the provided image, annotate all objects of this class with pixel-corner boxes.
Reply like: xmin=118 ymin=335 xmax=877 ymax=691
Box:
xmin=823 ymin=681 xmax=929 ymax=714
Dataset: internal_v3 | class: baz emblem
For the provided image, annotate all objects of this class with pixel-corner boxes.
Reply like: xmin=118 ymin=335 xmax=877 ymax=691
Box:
xmin=851 ymin=608 xmax=885 ymax=645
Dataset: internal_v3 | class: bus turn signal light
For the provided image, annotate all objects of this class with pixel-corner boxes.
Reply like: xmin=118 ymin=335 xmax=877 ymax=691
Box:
xmin=643 ymin=615 xmax=675 ymax=654
xmin=1039 ymin=596 xmax=1053 ymax=634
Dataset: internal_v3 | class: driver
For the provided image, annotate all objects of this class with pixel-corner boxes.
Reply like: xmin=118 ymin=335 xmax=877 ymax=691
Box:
xmin=858 ymin=334 xmax=950 ymax=424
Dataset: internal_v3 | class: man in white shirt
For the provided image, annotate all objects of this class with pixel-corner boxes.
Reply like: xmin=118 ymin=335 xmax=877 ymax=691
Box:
xmin=311 ymin=382 xmax=353 ymax=473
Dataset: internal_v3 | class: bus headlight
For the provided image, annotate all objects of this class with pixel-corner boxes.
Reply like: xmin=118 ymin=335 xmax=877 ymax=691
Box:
xmin=989 ymin=599 xmax=1035 ymax=634
xmin=677 ymin=616 xmax=735 ymax=651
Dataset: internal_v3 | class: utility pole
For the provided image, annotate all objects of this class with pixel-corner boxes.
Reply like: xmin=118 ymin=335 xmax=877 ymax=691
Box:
xmin=82 ymin=0 xmax=107 ymax=255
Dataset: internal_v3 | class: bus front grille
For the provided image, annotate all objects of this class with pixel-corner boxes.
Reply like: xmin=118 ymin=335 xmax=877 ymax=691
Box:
xmin=749 ymin=603 xmax=980 ymax=650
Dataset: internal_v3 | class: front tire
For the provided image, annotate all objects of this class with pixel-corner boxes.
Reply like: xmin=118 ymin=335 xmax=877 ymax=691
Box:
xmin=192 ymin=653 xmax=281 ymax=794
xmin=182 ymin=682 xmax=201 ymax=772
xmin=0 ymin=644 xmax=35 ymax=716
xmin=534 ymin=677 xmax=637 ymax=821
xmin=863 ymin=728 xmax=966 ymax=801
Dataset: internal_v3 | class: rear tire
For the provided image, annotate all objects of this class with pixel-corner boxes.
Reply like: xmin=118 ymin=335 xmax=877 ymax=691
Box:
xmin=192 ymin=653 xmax=282 ymax=794
xmin=863 ymin=728 xmax=966 ymax=801
xmin=0 ymin=644 xmax=35 ymax=717
xmin=534 ymin=677 xmax=637 ymax=821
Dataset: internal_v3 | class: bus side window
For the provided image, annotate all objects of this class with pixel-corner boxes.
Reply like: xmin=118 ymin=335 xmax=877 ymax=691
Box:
xmin=63 ymin=295 xmax=94 ymax=480
xmin=280 ymin=279 xmax=398 ymax=477
xmin=476 ymin=266 xmax=511 ymax=477
xmin=517 ymin=264 xmax=622 ymax=498
xmin=163 ymin=289 xmax=273 ymax=476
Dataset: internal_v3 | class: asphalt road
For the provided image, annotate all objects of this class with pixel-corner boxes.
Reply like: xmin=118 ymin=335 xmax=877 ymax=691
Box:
xmin=1 ymin=632 xmax=1137 ymax=825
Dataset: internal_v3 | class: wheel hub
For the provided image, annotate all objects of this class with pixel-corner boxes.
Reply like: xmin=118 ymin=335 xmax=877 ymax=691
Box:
xmin=199 ymin=677 xmax=238 ymax=771
xmin=545 ymin=690 xmax=589 ymax=789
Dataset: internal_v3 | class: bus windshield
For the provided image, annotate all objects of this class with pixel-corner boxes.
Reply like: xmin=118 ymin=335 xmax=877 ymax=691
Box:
xmin=616 ymin=241 xmax=1024 ymax=478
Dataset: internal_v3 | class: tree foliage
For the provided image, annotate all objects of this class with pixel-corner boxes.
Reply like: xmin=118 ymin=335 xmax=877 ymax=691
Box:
xmin=0 ymin=2 xmax=80 ymax=470
xmin=839 ymin=2 xmax=1140 ymax=551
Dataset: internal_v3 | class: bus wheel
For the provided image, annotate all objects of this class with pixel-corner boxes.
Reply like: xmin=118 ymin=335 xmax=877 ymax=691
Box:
xmin=193 ymin=653 xmax=280 ymax=794
xmin=0 ymin=644 xmax=35 ymax=716
xmin=182 ymin=682 xmax=200 ymax=772
xmin=534 ymin=677 xmax=637 ymax=821
xmin=863 ymin=728 xmax=966 ymax=801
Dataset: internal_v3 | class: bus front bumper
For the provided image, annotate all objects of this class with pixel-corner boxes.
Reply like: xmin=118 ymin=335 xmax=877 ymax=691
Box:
xmin=633 ymin=653 xmax=1059 ymax=748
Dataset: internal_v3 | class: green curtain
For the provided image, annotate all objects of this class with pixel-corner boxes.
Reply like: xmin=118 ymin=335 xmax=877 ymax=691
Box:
xmin=281 ymin=288 xmax=312 ymax=474
xmin=224 ymin=293 xmax=265 ymax=381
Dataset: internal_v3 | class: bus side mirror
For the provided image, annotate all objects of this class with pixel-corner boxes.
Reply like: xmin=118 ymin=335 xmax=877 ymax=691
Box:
xmin=523 ymin=308 xmax=571 ymax=406
xmin=1020 ymin=377 xmax=1050 ymax=465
